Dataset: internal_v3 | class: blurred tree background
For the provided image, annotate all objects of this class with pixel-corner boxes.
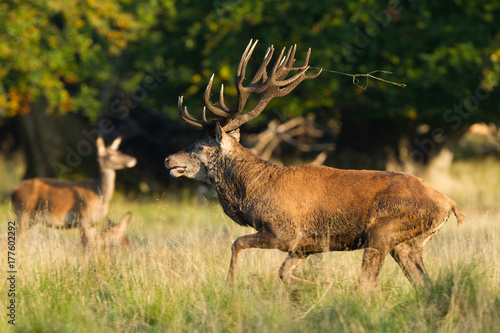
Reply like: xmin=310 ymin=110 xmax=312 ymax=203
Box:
xmin=0 ymin=0 xmax=499 ymax=194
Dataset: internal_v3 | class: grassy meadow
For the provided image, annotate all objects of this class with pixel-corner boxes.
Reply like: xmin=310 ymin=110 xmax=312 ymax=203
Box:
xmin=1 ymin=159 xmax=500 ymax=332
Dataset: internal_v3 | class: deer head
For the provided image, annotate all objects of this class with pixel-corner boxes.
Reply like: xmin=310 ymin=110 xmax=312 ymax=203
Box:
xmin=165 ymin=39 xmax=321 ymax=183
xmin=96 ymin=136 xmax=137 ymax=171
xmin=81 ymin=212 xmax=132 ymax=251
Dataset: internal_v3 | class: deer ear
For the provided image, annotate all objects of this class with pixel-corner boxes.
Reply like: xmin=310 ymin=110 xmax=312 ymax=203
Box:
xmin=228 ymin=128 xmax=240 ymax=142
xmin=119 ymin=212 xmax=131 ymax=226
xmin=96 ymin=136 xmax=106 ymax=156
xmin=215 ymin=123 xmax=224 ymax=144
xmin=110 ymin=137 xmax=122 ymax=150
xmin=116 ymin=212 xmax=131 ymax=238
xmin=216 ymin=123 xmax=234 ymax=149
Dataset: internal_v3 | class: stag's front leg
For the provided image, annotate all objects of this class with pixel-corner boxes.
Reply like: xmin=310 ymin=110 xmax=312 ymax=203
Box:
xmin=359 ymin=247 xmax=388 ymax=289
xmin=358 ymin=222 xmax=392 ymax=289
xmin=227 ymin=231 xmax=278 ymax=284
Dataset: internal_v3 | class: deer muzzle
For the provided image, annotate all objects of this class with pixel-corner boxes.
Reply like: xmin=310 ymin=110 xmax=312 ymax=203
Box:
xmin=127 ymin=158 xmax=138 ymax=168
xmin=165 ymin=157 xmax=187 ymax=177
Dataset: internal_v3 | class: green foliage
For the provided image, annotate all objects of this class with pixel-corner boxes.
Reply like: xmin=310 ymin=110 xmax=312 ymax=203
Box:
xmin=0 ymin=0 xmax=140 ymax=118
xmin=158 ymin=0 xmax=500 ymax=127
xmin=2 ymin=0 xmax=498 ymax=128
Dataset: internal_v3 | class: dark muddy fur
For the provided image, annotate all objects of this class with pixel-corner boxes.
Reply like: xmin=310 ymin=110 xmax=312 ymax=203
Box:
xmin=166 ymin=125 xmax=464 ymax=288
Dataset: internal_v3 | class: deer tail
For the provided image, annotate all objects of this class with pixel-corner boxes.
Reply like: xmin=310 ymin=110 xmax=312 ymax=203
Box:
xmin=451 ymin=203 xmax=465 ymax=226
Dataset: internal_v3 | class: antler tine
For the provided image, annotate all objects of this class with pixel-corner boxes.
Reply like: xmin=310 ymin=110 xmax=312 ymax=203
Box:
xmin=284 ymin=44 xmax=297 ymax=70
xmin=178 ymin=96 xmax=205 ymax=129
xmin=280 ymin=44 xmax=294 ymax=69
xmin=202 ymin=106 xmax=207 ymax=122
xmin=219 ymin=84 xmax=230 ymax=112
xmin=236 ymin=40 xmax=253 ymax=75
xmin=203 ymin=74 xmax=232 ymax=118
xmin=290 ymin=47 xmax=316 ymax=73
xmin=270 ymin=47 xmax=287 ymax=80
xmin=298 ymin=48 xmax=323 ymax=80
xmin=237 ymin=39 xmax=259 ymax=79
xmin=245 ymin=39 xmax=259 ymax=62
xmin=300 ymin=47 xmax=313 ymax=70
xmin=249 ymin=46 xmax=274 ymax=85
xmin=273 ymin=44 xmax=297 ymax=81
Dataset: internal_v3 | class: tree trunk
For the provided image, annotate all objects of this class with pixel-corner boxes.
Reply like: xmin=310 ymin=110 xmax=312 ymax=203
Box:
xmin=329 ymin=115 xmax=406 ymax=170
xmin=16 ymin=96 xmax=58 ymax=177
xmin=15 ymin=96 xmax=91 ymax=179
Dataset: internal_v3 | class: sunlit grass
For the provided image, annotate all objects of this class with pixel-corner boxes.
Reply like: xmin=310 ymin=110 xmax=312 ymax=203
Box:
xmin=450 ymin=156 xmax=500 ymax=210
xmin=0 ymin=159 xmax=499 ymax=332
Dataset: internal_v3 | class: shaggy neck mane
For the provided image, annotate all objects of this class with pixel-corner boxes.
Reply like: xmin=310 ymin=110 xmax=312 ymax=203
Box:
xmin=212 ymin=142 xmax=279 ymax=203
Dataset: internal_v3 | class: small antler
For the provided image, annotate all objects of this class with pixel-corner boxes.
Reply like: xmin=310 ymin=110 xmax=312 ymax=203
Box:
xmin=177 ymin=39 xmax=322 ymax=131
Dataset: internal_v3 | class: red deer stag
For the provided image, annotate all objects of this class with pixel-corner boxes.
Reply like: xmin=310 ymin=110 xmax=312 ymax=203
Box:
xmin=165 ymin=40 xmax=464 ymax=288
xmin=11 ymin=136 xmax=136 ymax=249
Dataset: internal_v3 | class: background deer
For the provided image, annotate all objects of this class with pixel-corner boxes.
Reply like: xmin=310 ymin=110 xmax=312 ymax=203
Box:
xmin=165 ymin=40 xmax=464 ymax=288
xmin=11 ymin=136 xmax=136 ymax=248
xmin=81 ymin=212 xmax=132 ymax=251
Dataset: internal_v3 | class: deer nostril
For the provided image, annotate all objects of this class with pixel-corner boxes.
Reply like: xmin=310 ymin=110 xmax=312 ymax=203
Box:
xmin=164 ymin=157 xmax=169 ymax=167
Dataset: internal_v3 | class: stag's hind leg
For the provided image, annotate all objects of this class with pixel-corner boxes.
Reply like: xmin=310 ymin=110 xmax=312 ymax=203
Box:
xmin=390 ymin=242 xmax=428 ymax=286
xmin=279 ymin=252 xmax=309 ymax=284
xmin=391 ymin=227 xmax=442 ymax=286
xmin=227 ymin=231 xmax=278 ymax=284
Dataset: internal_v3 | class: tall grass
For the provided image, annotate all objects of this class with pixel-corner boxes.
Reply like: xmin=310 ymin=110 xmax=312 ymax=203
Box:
xmin=1 ymin=159 xmax=499 ymax=332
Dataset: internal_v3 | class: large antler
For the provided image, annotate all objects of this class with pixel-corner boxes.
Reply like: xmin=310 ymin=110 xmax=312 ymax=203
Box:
xmin=178 ymin=39 xmax=322 ymax=131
